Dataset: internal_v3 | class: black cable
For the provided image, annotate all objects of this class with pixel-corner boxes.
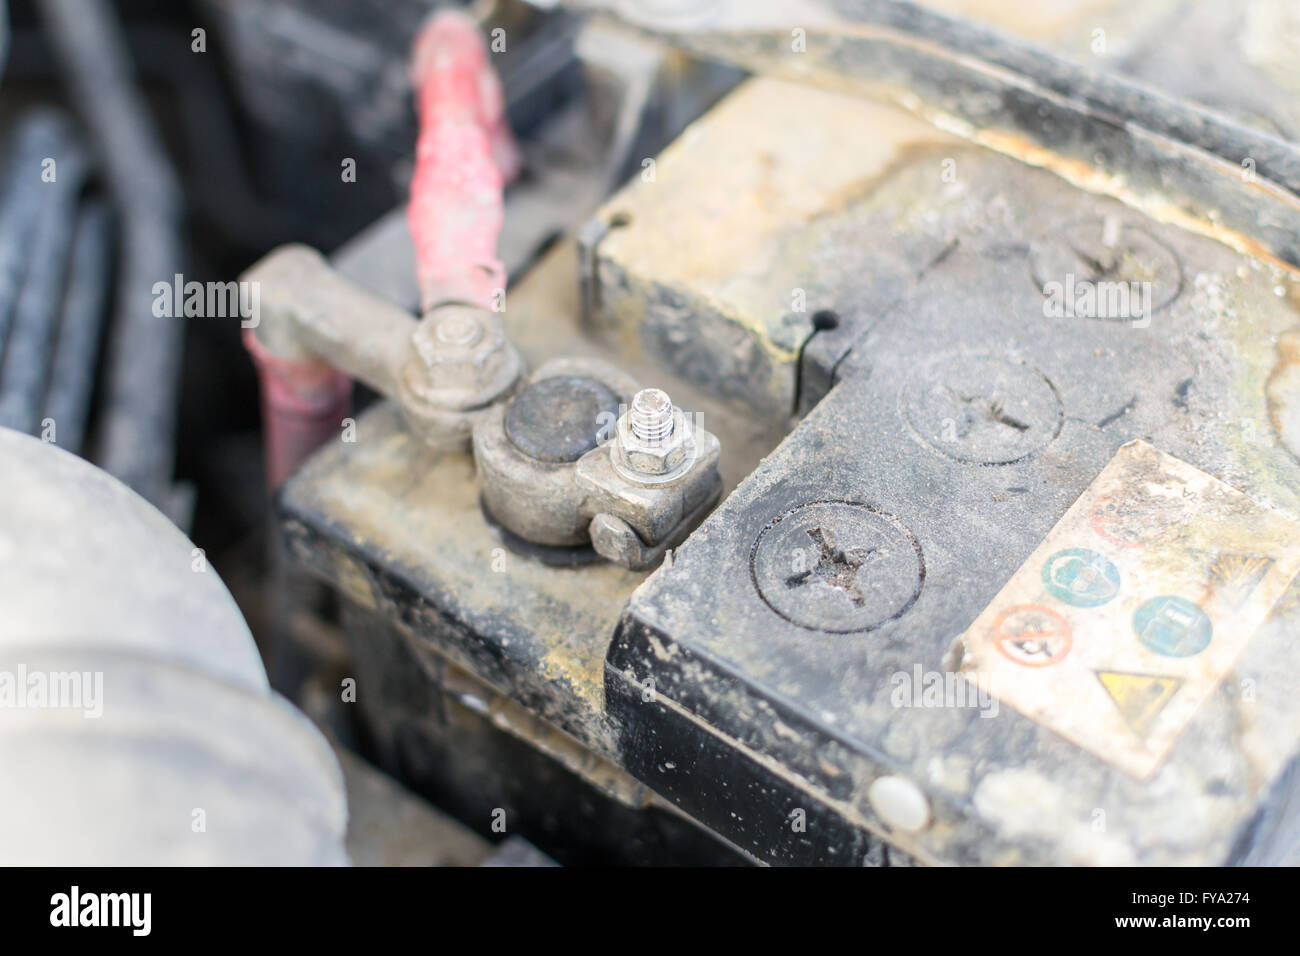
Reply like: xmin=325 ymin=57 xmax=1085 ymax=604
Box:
xmin=37 ymin=0 xmax=185 ymax=509
xmin=0 ymin=115 xmax=87 ymax=434
xmin=44 ymin=198 xmax=112 ymax=454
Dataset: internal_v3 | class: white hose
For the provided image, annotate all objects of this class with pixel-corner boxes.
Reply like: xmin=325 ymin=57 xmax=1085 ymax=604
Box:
xmin=0 ymin=428 xmax=348 ymax=865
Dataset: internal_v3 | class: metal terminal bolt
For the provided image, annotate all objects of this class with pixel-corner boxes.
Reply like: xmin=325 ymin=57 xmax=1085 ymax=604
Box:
xmin=613 ymin=387 xmax=696 ymax=480
xmin=629 ymin=388 xmax=674 ymax=443
xmin=434 ymin=311 xmax=485 ymax=348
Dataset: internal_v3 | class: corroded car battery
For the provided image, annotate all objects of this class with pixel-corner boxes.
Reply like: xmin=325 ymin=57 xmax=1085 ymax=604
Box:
xmin=282 ymin=76 xmax=1300 ymax=865
xmin=595 ymin=80 xmax=1300 ymax=865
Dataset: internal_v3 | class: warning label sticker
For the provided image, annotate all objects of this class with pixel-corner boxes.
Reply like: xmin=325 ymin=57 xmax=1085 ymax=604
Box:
xmin=957 ymin=440 xmax=1300 ymax=778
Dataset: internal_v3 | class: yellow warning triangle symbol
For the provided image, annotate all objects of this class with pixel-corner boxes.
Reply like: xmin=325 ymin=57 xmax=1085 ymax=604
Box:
xmin=1096 ymin=671 xmax=1182 ymax=736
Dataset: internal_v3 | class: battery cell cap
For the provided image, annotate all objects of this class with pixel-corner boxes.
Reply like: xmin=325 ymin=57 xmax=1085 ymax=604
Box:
xmin=868 ymin=775 xmax=931 ymax=833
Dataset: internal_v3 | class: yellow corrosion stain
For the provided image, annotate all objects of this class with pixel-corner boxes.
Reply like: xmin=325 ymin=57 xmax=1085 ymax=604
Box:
xmin=683 ymin=29 xmax=1299 ymax=274
xmin=333 ymin=552 xmax=377 ymax=610
xmin=973 ymin=128 xmax=1300 ymax=273
xmin=1192 ymin=266 xmax=1300 ymax=514
xmin=304 ymin=403 xmax=639 ymax=720
xmin=595 ymin=77 xmax=958 ymax=364
xmin=536 ymin=624 xmax=610 ymax=712
xmin=920 ymin=0 xmax=1135 ymax=41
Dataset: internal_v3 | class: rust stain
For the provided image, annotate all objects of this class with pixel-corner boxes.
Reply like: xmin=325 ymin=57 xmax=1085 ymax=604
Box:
xmin=593 ymin=78 xmax=959 ymax=355
xmin=1262 ymin=279 xmax=1300 ymax=475
xmin=973 ymin=129 xmax=1300 ymax=274
xmin=680 ymin=23 xmax=1300 ymax=273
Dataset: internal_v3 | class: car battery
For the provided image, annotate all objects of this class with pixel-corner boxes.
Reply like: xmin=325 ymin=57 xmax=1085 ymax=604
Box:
xmin=281 ymin=75 xmax=1300 ymax=865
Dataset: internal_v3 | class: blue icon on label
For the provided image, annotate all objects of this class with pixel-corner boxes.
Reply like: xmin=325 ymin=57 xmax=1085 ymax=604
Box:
xmin=1042 ymin=548 xmax=1121 ymax=608
xmin=1133 ymin=596 xmax=1212 ymax=657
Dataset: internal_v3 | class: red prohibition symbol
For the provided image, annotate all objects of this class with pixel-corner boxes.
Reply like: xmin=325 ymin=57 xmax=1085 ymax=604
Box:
xmin=992 ymin=604 xmax=1073 ymax=667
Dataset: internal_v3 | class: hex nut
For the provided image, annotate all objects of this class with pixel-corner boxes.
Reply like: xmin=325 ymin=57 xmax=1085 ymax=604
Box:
xmin=400 ymin=304 xmax=522 ymax=411
xmin=613 ymin=405 xmax=695 ymax=478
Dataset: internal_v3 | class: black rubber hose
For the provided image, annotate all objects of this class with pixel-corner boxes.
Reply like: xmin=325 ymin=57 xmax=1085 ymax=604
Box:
xmin=44 ymin=198 xmax=112 ymax=453
xmin=37 ymin=0 xmax=184 ymax=509
xmin=0 ymin=117 xmax=88 ymax=435
xmin=0 ymin=112 xmax=67 ymax=354
xmin=0 ymin=0 xmax=8 ymax=79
